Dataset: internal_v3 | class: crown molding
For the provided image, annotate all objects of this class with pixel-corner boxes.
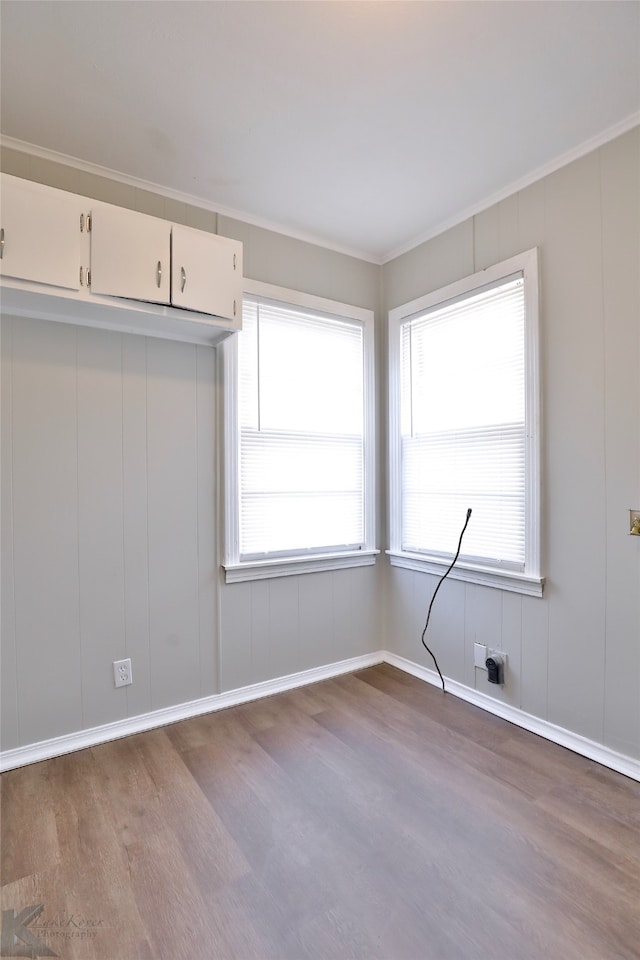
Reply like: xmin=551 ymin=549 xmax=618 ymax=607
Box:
xmin=381 ymin=111 xmax=640 ymax=264
xmin=0 ymin=135 xmax=381 ymax=265
xmin=2 ymin=112 xmax=638 ymax=270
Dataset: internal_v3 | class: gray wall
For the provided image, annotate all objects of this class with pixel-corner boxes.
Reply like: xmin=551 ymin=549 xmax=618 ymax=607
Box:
xmin=382 ymin=128 xmax=640 ymax=760
xmin=2 ymin=130 xmax=639 ymax=763
xmin=0 ymin=148 xmax=382 ymax=751
xmin=1 ymin=317 xmax=218 ymax=748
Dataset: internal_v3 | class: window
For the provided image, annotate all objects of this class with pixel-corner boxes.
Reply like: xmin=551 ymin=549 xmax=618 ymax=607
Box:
xmin=388 ymin=248 xmax=542 ymax=596
xmin=224 ymin=280 xmax=376 ymax=582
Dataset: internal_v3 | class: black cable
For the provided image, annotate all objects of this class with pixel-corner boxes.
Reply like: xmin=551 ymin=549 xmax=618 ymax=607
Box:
xmin=420 ymin=508 xmax=472 ymax=693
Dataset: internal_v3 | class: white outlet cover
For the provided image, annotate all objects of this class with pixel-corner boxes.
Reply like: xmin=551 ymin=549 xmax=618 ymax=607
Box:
xmin=113 ymin=658 xmax=132 ymax=687
xmin=474 ymin=643 xmax=488 ymax=669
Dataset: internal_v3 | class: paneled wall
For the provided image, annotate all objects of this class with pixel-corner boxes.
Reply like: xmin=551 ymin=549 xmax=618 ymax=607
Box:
xmin=382 ymin=128 xmax=640 ymax=760
xmin=220 ymin=569 xmax=378 ymax=692
xmin=0 ymin=148 xmax=383 ymax=752
xmin=1 ymin=316 xmax=217 ymax=749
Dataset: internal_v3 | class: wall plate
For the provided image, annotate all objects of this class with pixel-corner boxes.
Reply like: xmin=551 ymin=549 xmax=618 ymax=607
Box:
xmin=474 ymin=643 xmax=488 ymax=668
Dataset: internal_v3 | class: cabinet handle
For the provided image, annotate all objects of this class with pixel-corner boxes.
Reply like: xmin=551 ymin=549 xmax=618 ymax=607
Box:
xmin=180 ymin=266 xmax=186 ymax=293
xmin=79 ymin=266 xmax=84 ymax=286
xmin=233 ymin=253 xmax=237 ymax=270
xmin=156 ymin=261 xmax=162 ymax=288
xmin=233 ymin=299 xmax=237 ymax=317
xmin=0 ymin=227 xmax=4 ymax=259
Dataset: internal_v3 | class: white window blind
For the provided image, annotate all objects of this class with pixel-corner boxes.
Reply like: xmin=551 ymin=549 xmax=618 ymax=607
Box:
xmin=400 ymin=274 xmax=526 ymax=569
xmin=238 ymin=298 xmax=366 ymax=559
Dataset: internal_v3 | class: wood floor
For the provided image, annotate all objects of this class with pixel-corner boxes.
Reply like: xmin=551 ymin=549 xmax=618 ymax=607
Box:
xmin=1 ymin=664 xmax=639 ymax=960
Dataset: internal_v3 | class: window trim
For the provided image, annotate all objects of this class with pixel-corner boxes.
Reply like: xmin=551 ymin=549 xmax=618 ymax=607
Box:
xmin=223 ymin=279 xmax=377 ymax=583
xmin=387 ymin=248 xmax=543 ymax=596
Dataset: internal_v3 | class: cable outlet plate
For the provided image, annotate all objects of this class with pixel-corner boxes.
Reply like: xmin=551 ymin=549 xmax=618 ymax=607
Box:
xmin=474 ymin=643 xmax=508 ymax=670
xmin=473 ymin=643 xmax=488 ymax=668
xmin=113 ymin=658 xmax=132 ymax=687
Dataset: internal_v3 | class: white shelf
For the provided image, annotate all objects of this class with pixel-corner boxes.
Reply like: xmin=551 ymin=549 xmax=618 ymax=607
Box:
xmin=0 ymin=278 xmax=240 ymax=347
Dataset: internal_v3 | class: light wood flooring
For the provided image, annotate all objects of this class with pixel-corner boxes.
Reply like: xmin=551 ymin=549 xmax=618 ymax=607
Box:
xmin=2 ymin=664 xmax=639 ymax=960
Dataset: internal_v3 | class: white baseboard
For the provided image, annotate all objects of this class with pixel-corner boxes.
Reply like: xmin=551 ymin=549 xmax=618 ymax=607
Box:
xmin=0 ymin=652 xmax=383 ymax=772
xmin=2 ymin=648 xmax=639 ymax=783
xmin=383 ymin=651 xmax=640 ymax=783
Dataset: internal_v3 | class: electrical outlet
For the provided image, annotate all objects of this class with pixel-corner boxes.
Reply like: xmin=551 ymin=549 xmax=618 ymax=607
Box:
xmin=113 ymin=658 xmax=132 ymax=688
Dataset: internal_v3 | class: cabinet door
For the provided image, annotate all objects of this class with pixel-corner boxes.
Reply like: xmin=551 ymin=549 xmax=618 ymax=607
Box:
xmin=0 ymin=174 xmax=84 ymax=290
xmin=90 ymin=202 xmax=171 ymax=304
xmin=171 ymin=224 xmax=242 ymax=321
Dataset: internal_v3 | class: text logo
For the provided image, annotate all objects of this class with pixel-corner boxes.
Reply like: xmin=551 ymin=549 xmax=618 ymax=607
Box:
xmin=1 ymin=905 xmax=58 ymax=958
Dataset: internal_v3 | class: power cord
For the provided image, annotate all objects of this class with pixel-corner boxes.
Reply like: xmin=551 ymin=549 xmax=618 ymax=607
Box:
xmin=420 ymin=508 xmax=472 ymax=693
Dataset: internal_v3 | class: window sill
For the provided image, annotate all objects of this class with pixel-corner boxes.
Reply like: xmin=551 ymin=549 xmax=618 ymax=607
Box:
xmin=386 ymin=551 xmax=544 ymax=597
xmin=224 ymin=550 xmax=379 ymax=583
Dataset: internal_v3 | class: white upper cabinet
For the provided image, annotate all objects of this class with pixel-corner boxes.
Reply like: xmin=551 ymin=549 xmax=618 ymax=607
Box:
xmin=0 ymin=174 xmax=86 ymax=291
xmin=0 ymin=174 xmax=243 ymax=346
xmin=171 ymin=224 xmax=242 ymax=321
xmin=89 ymin=202 xmax=171 ymax=304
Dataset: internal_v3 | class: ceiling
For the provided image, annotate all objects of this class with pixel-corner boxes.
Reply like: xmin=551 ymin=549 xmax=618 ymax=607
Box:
xmin=1 ymin=1 xmax=639 ymax=263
